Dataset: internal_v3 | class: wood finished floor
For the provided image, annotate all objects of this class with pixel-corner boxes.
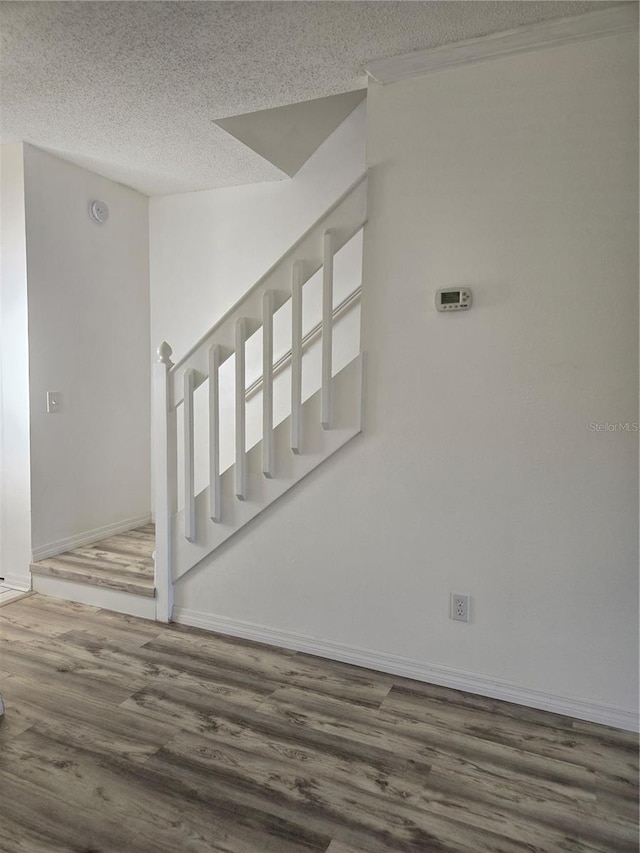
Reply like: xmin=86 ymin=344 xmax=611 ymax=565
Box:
xmin=30 ymin=524 xmax=155 ymax=596
xmin=0 ymin=595 xmax=637 ymax=853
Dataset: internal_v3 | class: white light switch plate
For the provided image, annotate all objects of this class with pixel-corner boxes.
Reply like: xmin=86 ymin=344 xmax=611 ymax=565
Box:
xmin=46 ymin=391 xmax=62 ymax=413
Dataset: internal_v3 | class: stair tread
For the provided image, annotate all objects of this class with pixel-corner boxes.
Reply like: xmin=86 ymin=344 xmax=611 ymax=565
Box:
xmin=30 ymin=524 xmax=156 ymax=598
xmin=30 ymin=562 xmax=155 ymax=597
xmin=66 ymin=547 xmax=153 ymax=570
xmin=32 ymin=555 xmax=153 ymax=581
xmin=87 ymin=536 xmax=155 ymax=556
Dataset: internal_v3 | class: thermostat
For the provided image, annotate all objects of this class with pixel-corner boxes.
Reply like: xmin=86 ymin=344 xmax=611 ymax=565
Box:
xmin=436 ymin=288 xmax=472 ymax=312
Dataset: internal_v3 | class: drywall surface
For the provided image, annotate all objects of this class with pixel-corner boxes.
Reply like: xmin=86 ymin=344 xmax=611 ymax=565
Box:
xmin=151 ymin=103 xmax=365 ymax=507
xmin=174 ymin=35 xmax=639 ymax=721
xmin=24 ymin=146 xmax=151 ymax=552
xmin=150 ymin=101 xmax=366 ymax=364
xmin=0 ymin=143 xmax=32 ymax=587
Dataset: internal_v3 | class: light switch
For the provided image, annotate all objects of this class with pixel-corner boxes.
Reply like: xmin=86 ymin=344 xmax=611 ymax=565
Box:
xmin=46 ymin=391 xmax=62 ymax=413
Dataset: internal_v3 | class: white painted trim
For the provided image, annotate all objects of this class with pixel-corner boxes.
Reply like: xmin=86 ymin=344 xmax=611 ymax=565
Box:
xmin=172 ymin=607 xmax=639 ymax=733
xmin=32 ymin=574 xmax=156 ymax=621
xmin=0 ymin=588 xmax=32 ymax=606
xmin=31 ymin=513 xmax=152 ymax=562
xmin=365 ymin=6 xmax=638 ymax=85
xmin=0 ymin=573 xmax=31 ymax=592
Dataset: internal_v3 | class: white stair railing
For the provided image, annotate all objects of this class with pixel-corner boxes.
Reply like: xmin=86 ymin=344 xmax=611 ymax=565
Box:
xmin=153 ymin=173 xmax=367 ymax=622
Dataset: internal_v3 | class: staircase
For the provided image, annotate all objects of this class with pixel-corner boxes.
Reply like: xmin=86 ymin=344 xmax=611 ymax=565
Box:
xmin=30 ymin=525 xmax=156 ymax=619
xmin=154 ymin=173 xmax=368 ymax=621
xmin=27 ymin=174 xmax=367 ymax=622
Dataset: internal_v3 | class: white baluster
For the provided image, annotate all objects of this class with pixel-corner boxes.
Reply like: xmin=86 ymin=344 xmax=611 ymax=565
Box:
xmin=183 ymin=368 xmax=196 ymax=542
xmin=153 ymin=341 xmax=176 ymax=622
xmin=321 ymin=230 xmax=334 ymax=429
xmin=235 ymin=318 xmax=248 ymax=500
xmin=263 ymin=290 xmax=274 ymax=478
xmin=291 ymin=261 xmax=304 ymax=454
xmin=208 ymin=344 xmax=221 ymax=522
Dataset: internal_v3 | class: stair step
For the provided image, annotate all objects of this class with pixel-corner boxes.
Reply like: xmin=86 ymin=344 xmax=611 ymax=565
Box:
xmin=30 ymin=525 xmax=155 ymax=598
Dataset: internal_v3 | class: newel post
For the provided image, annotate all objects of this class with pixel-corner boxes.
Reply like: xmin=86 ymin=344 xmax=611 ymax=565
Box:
xmin=154 ymin=341 xmax=176 ymax=622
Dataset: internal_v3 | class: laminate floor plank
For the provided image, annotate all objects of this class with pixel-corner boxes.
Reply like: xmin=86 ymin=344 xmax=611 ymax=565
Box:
xmin=253 ymin=694 xmax=625 ymax=852
xmin=142 ymin=633 xmax=393 ymax=708
xmin=0 ymin=593 xmax=636 ymax=853
xmin=2 ymin=674 xmax=176 ymax=764
xmin=151 ymin=619 xmax=299 ymax=655
xmin=60 ymin=629 xmax=285 ymax=698
xmin=0 ymin=678 xmax=36 ymax=742
xmin=0 ymin=732 xmax=313 ymax=853
xmin=118 ymin=528 xmax=156 ymax=541
xmin=148 ymin=731 xmax=600 ymax=853
xmin=137 ymin=692 xmax=432 ymax=804
xmin=423 ymin=765 xmax=637 ymax=853
xmin=0 ymin=769 xmax=138 ymax=853
xmin=90 ymin=535 xmax=156 ymax=556
xmin=120 ymin=680 xmax=433 ymax=785
xmin=388 ymin=678 xmax=579 ymax=731
xmin=0 ymin=638 xmax=142 ymax=705
xmin=35 ymin=551 xmax=153 ymax=577
xmin=7 ymin=593 xmax=160 ymax=646
xmin=30 ymin=559 xmax=155 ymax=595
xmin=258 ymin=687 xmax=599 ymax=790
xmin=382 ymin=684 xmax=638 ymax=780
xmin=145 ymin=737 xmax=461 ymax=853
xmin=0 ymin=598 xmax=102 ymax=639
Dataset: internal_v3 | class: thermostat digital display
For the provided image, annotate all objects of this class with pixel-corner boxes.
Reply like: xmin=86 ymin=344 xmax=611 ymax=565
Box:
xmin=436 ymin=288 xmax=472 ymax=311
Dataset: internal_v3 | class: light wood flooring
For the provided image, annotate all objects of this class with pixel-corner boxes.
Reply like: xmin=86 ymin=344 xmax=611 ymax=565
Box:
xmin=30 ymin=524 xmax=155 ymax=596
xmin=0 ymin=594 xmax=638 ymax=853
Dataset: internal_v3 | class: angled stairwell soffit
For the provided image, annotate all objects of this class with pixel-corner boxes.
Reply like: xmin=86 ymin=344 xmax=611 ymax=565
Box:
xmin=214 ymin=90 xmax=366 ymax=178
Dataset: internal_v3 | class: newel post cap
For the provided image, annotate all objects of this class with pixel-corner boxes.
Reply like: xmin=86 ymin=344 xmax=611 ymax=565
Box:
xmin=157 ymin=341 xmax=173 ymax=366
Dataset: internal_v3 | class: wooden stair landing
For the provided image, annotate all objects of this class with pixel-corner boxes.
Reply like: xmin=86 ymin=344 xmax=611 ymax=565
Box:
xmin=30 ymin=525 xmax=155 ymax=597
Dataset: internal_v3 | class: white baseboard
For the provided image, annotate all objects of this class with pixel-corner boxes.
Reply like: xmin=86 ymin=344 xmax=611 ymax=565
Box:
xmin=172 ymin=607 xmax=639 ymax=733
xmin=31 ymin=513 xmax=152 ymax=562
xmin=0 ymin=573 xmax=32 ymax=592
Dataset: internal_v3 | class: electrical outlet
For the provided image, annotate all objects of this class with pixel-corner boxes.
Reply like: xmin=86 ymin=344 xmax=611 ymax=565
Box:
xmin=451 ymin=593 xmax=470 ymax=623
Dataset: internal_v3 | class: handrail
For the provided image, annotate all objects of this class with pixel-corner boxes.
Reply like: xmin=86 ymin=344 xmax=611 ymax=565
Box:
xmin=245 ymin=285 xmax=361 ymax=401
xmin=170 ymin=172 xmax=368 ymax=374
xmin=168 ymin=171 xmax=368 ymax=409
xmin=154 ymin=172 xmax=367 ymax=619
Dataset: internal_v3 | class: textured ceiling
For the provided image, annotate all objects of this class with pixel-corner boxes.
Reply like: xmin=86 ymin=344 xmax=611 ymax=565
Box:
xmin=215 ymin=89 xmax=366 ymax=177
xmin=0 ymin=1 xmax=620 ymax=196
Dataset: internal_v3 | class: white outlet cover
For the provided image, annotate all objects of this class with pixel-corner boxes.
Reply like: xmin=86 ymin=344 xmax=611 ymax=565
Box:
xmin=451 ymin=593 xmax=470 ymax=622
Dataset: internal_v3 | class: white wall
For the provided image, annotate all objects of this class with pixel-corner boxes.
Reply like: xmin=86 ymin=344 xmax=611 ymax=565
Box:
xmin=172 ymin=33 xmax=638 ymax=725
xmin=23 ymin=146 xmax=151 ymax=554
xmin=151 ymin=103 xmax=366 ymax=502
xmin=0 ymin=144 xmax=32 ymax=588
xmin=150 ymin=102 xmax=366 ymax=363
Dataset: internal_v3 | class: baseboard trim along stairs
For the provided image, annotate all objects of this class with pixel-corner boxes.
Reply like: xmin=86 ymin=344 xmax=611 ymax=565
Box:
xmin=171 ymin=607 xmax=640 ymax=733
xmin=31 ymin=513 xmax=152 ymax=562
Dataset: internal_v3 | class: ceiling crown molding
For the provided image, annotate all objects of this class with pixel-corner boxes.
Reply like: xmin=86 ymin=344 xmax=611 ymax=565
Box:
xmin=365 ymin=4 xmax=639 ymax=85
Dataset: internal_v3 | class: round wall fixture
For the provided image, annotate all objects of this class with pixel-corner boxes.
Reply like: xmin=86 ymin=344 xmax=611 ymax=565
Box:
xmin=89 ymin=200 xmax=109 ymax=223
